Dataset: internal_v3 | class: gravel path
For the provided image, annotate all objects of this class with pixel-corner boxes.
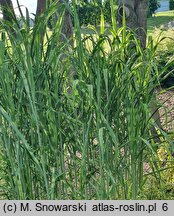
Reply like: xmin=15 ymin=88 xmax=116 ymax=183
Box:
xmin=157 ymin=89 xmax=174 ymax=132
xmin=161 ymin=20 xmax=174 ymax=30
xmin=157 ymin=20 xmax=174 ymax=132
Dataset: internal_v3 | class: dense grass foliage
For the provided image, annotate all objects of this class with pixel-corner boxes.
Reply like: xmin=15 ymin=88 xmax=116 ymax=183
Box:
xmin=0 ymin=1 xmax=174 ymax=199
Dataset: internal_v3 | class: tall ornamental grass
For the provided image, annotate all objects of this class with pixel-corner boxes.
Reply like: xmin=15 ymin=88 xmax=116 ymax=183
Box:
xmin=0 ymin=1 xmax=173 ymax=199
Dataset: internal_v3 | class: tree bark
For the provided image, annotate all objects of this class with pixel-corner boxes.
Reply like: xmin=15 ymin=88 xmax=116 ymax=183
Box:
xmin=0 ymin=0 xmax=16 ymax=25
xmin=36 ymin=0 xmax=73 ymax=46
xmin=59 ymin=1 xmax=73 ymax=46
xmin=118 ymin=0 xmax=148 ymax=48
xmin=36 ymin=0 xmax=46 ymax=21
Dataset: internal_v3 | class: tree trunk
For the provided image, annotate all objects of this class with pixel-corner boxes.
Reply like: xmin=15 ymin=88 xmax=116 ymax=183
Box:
xmin=59 ymin=1 xmax=73 ymax=46
xmin=36 ymin=0 xmax=46 ymax=21
xmin=0 ymin=0 xmax=16 ymax=30
xmin=118 ymin=0 xmax=147 ymax=48
xmin=36 ymin=0 xmax=73 ymax=46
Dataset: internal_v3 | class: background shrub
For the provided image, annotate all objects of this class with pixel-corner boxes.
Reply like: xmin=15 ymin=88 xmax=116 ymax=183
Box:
xmin=148 ymin=0 xmax=160 ymax=17
xmin=169 ymin=0 xmax=174 ymax=10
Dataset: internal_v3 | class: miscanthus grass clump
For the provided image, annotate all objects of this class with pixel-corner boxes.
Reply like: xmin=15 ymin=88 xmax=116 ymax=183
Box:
xmin=0 ymin=1 xmax=173 ymax=199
